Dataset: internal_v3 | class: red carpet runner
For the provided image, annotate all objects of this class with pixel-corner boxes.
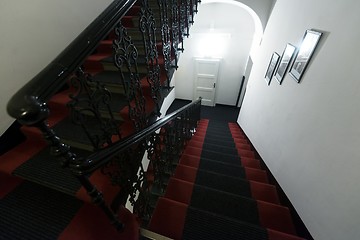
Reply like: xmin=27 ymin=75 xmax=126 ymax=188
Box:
xmin=148 ymin=119 xmax=306 ymax=240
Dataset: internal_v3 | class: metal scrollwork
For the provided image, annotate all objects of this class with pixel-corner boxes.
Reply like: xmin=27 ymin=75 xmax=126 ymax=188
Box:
xmin=157 ymin=0 xmax=172 ymax=87
xmin=171 ymin=0 xmax=181 ymax=68
xmin=68 ymin=68 xmax=121 ymax=150
xmin=140 ymin=0 xmax=162 ymax=116
xmin=186 ymin=0 xmax=191 ymax=36
xmin=147 ymin=132 xmax=166 ymax=190
xmin=35 ymin=120 xmax=124 ymax=231
xmin=113 ymin=23 xmax=147 ymax=131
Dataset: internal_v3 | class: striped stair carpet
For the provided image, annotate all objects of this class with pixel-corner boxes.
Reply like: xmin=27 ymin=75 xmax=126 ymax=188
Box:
xmin=0 ymin=173 xmax=138 ymax=240
xmin=148 ymin=119 xmax=306 ymax=240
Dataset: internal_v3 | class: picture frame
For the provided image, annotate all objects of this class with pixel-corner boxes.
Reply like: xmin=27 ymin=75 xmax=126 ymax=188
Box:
xmin=265 ymin=52 xmax=280 ymax=85
xmin=274 ymin=43 xmax=296 ymax=84
xmin=289 ymin=30 xmax=323 ymax=83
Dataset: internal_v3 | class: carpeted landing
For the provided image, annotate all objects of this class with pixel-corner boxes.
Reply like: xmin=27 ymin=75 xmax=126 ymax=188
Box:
xmin=148 ymin=119 xmax=306 ymax=240
xmin=0 ymin=173 xmax=139 ymax=240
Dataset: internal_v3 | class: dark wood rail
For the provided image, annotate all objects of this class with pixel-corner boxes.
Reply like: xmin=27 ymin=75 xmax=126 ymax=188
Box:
xmin=71 ymin=97 xmax=202 ymax=175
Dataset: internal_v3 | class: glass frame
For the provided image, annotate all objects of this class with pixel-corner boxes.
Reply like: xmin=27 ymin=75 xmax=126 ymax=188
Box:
xmin=289 ymin=30 xmax=323 ymax=83
xmin=265 ymin=52 xmax=280 ymax=85
xmin=274 ymin=43 xmax=296 ymax=84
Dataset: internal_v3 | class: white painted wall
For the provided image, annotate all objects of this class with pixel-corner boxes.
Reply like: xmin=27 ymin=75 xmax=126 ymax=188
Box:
xmin=175 ymin=2 xmax=255 ymax=106
xmin=239 ymin=0 xmax=360 ymax=239
xmin=237 ymin=56 xmax=253 ymax=107
xmin=234 ymin=0 xmax=275 ymax=31
xmin=0 ymin=0 xmax=113 ymax=135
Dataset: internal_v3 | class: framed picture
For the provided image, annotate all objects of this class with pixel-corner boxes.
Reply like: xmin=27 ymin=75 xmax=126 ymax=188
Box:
xmin=274 ymin=43 xmax=296 ymax=84
xmin=265 ymin=52 xmax=280 ymax=85
xmin=289 ymin=30 xmax=323 ymax=83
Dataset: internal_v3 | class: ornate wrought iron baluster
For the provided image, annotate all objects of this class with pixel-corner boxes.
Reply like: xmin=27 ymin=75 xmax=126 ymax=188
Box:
xmin=147 ymin=132 xmax=166 ymax=192
xmin=139 ymin=0 xmax=162 ymax=116
xmin=186 ymin=0 xmax=191 ymax=36
xmin=68 ymin=68 xmax=121 ymax=150
xmin=113 ymin=23 xmax=147 ymax=131
xmin=179 ymin=0 xmax=188 ymax=52
xmin=171 ymin=0 xmax=181 ymax=68
xmin=189 ymin=0 xmax=195 ymax=24
xmin=163 ymin=121 xmax=180 ymax=172
xmin=35 ymin=120 xmax=124 ymax=231
xmin=157 ymin=0 xmax=172 ymax=87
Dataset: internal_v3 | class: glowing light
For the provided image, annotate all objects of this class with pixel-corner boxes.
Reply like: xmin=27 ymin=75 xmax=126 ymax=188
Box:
xmin=196 ymin=32 xmax=231 ymax=58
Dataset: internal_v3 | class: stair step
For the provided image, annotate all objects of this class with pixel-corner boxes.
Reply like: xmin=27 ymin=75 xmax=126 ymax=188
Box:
xmin=179 ymin=154 xmax=201 ymax=168
xmin=59 ymin=204 xmax=139 ymax=240
xmin=150 ymin=197 xmax=295 ymax=240
xmin=0 ymin=173 xmax=23 ymax=199
xmin=186 ymin=139 xmax=204 ymax=149
xmin=202 ymin=143 xmax=238 ymax=155
xmin=236 ymin=148 xmax=256 ymax=158
xmin=186 ymin=184 xmax=294 ymax=234
xmin=0 ymin=181 xmax=83 ymax=239
xmin=204 ymin=128 xmax=232 ymax=136
xmin=196 ymin=136 xmax=235 ymax=146
xmin=168 ymin=172 xmax=280 ymax=205
xmin=236 ymin=142 xmax=252 ymax=150
xmin=52 ymin=116 xmax=122 ymax=152
xmin=194 ymin=170 xmax=252 ymax=197
xmin=148 ymin=197 xmax=187 ymax=240
xmin=249 ymin=181 xmax=280 ymax=205
xmin=0 ymin=134 xmax=47 ymax=174
xmin=245 ymin=168 xmax=269 ymax=184
xmin=204 ymin=133 xmax=234 ymax=141
xmin=0 ymin=179 xmax=139 ymax=239
xmin=198 ymin=158 xmax=245 ymax=178
xmin=189 ymin=185 xmax=260 ymax=225
xmin=257 ymin=200 xmax=296 ymax=234
xmin=241 ymin=157 xmax=262 ymax=169
xmin=233 ymin=137 xmax=250 ymax=145
xmin=164 ymin=178 xmax=194 ymax=205
xmin=201 ymin=148 xmax=241 ymax=163
xmin=91 ymin=71 xmax=127 ymax=94
xmin=12 ymin=146 xmax=84 ymax=196
xmin=183 ymin=207 xmax=268 ymax=240
xmin=174 ymin=164 xmax=198 ymax=183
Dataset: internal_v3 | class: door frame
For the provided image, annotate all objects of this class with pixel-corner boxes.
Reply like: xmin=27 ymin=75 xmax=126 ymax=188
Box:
xmin=193 ymin=57 xmax=221 ymax=106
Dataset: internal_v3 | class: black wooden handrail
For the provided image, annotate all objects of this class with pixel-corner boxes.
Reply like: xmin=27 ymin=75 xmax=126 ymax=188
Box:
xmin=71 ymin=97 xmax=202 ymax=175
xmin=6 ymin=0 xmax=136 ymax=126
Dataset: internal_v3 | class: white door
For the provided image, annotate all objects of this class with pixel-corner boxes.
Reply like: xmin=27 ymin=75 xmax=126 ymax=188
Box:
xmin=193 ymin=58 xmax=220 ymax=106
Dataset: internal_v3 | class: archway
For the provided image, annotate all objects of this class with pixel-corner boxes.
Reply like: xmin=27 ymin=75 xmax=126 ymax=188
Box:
xmin=175 ymin=0 xmax=264 ymax=106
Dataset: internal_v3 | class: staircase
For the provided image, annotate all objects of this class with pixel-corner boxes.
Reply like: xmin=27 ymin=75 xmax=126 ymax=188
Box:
xmin=147 ymin=119 xmax=307 ymax=240
xmin=1 ymin=0 xmax=201 ymax=239
xmin=0 ymin=0 xmax=309 ymax=239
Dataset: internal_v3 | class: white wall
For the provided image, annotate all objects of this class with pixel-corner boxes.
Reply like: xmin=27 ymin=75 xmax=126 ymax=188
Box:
xmin=239 ymin=1 xmax=360 ymax=239
xmin=234 ymin=0 xmax=275 ymax=31
xmin=0 ymin=0 xmax=113 ymax=135
xmin=175 ymin=2 xmax=255 ymax=106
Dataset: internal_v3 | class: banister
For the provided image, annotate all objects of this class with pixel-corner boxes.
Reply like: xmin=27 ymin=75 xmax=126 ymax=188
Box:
xmin=71 ymin=97 xmax=202 ymax=175
xmin=6 ymin=0 xmax=137 ymax=126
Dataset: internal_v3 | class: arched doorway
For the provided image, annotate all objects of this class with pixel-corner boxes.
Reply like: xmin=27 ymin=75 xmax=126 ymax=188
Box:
xmin=175 ymin=0 xmax=265 ymax=106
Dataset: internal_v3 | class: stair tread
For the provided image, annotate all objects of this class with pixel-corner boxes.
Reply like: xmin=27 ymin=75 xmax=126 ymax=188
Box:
xmin=0 ymin=180 xmax=83 ymax=239
xmin=198 ymin=158 xmax=246 ymax=179
xmin=53 ymin=116 xmax=122 ymax=151
xmin=194 ymin=169 xmax=252 ymax=197
xmin=201 ymin=142 xmax=239 ymax=155
xmin=12 ymin=146 xmax=90 ymax=196
xmin=183 ymin=207 xmax=268 ymax=240
xmin=189 ymin=185 xmax=260 ymax=225
xmin=0 ymin=180 xmax=138 ymax=240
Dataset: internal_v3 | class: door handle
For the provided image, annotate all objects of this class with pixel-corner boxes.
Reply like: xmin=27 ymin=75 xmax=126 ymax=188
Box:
xmin=213 ymin=83 xmax=216 ymax=88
